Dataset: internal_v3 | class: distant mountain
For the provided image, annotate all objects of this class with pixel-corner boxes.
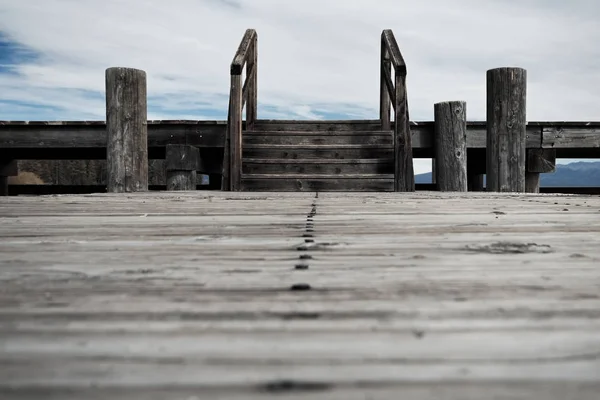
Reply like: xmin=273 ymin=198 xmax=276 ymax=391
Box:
xmin=416 ymin=161 xmax=600 ymax=187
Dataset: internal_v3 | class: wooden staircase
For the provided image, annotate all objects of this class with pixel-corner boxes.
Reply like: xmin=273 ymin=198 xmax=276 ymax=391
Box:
xmin=241 ymin=120 xmax=394 ymax=191
xmin=222 ymin=29 xmax=414 ymax=192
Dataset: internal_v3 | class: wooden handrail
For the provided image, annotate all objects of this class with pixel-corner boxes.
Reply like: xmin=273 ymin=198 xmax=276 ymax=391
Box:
xmin=379 ymin=29 xmax=414 ymax=191
xmin=222 ymin=29 xmax=258 ymax=191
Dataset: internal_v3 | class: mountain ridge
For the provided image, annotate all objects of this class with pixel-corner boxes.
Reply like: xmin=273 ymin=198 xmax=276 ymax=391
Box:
xmin=416 ymin=161 xmax=600 ymax=187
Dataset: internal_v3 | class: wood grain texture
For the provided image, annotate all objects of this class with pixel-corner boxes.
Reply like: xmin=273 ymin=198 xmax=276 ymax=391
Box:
xmin=240 ymin=176 xmax=394 ymax=191
xmin=486 ymin=67 xmax=527 ymax=192
xmin=243 ymin=159 xmax=393 ymax=175
xmin=525 ymin=172 xmax=540 ymax=193
xmin=166 ymin=170 xmax=197 ymax=191
xmin=243 ymin=132 xmax=393 ymax=146
xmin=394 ymin=73 xmax=414 ymax=192
xmin=230 ymin=29 xmax=256 ymax=75
xmin=229 ymin=74 xmax=243 ymax=191
xmin=527 ymin=149 xmax=556 ymax=173
xmin=243 ymin=146 xmax=393 ymax=160
xmin=105 ymin=67 xmax=148 ymax=193
xmin=1 ymin=191 xmax=599 ymax=399
xmin=1 ymin=121 xmax=596 ymax=154
xmin=434 ymin=101 xmax=468 ymax=191
xmin=165 ymin=144 xmax=199 ymax=171
xmin=542 ymin=126 xmax=600 ymax=149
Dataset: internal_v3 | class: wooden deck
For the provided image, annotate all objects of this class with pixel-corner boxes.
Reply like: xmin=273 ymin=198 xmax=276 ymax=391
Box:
xmin=1 ymin=191 xmax=600 ymax=399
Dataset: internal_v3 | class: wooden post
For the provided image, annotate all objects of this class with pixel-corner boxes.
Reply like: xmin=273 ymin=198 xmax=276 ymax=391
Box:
xmin=105 ymin=67 xmax=148 ymax=193
xmin=526 ymin=148 xmax=556 ymax=193
xmin=486 ymin=67 xmax=527 ymax=192
xmin=166 ymin=144 xmax=199 ymax=191
xmin=380 ymin=42 xmax=391 ymax=131
xmin=0 ymin=160 xmax=18 ymax=196
xmin=229 ymin=74 xmax=243 ymax=191
xmin=394 ymin=73 xmax=415 ymax=192
xmin=434 ymin=101 xmax=467 ymax=191
xmin=246 ymin=34 xmax=258 ymax=130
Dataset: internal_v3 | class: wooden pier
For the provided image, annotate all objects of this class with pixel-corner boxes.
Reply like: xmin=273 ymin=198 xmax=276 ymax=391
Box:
xmin=1 ymin=191 xmax=600 ymax=398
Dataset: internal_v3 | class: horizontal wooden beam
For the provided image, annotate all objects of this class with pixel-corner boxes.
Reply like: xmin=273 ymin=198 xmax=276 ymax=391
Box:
xmin=1 ymin=120 xmax=598 ymax=157
xmin=0 ymin=121 xmax=226 ymax=149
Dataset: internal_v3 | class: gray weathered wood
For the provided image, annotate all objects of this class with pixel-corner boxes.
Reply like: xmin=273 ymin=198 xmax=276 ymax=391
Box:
xmin=246 ymin=33 xmax=258 ymax=130
xmin=165 ymin=144 xmax=200 ymax=191
xmin=525 ymin=148 xmax=556 ymax=194
xmin=394 ymin=72 xmax=414 ymax=192
xmin=240 ymin=176 xmax=394 ymax=191
xmin=1 ymin=191 xmax=600 ymax=399
xmin=4 ymin=120 xmax=599 ymax=151
xmin=380 ymin=38 xmax=392 ymax=131
xmin=229 ymin=74 xmax=243 ymax=191
xmin=253 ymin=120 xmax=384 ymax=132
xmin=525 ymin=172 xmax=540 ymax=193
xmin=243 ymin=159 xmax=393 ymax=175
xmin=105 ymin=67 xmax=148 ymax=193
xmin=243 ymin=146 xmax=393 ymax=160
xmin=166 ymin=171 xmax=197 ymax=191
xmin=542 ymin=126 xmax=600 ymax=148
xmin=165 ymin=144 xmax=200 ymax=171
xmin=243 ymin=132 xmax=392 ymax=146
xmin=0 ymin=122 xmax=226 ymax=150
xmin=379 ymin=29 xmax=413 ymax=192
xmin=434 ymin=101 xmax=467 ymax=191
xmin=227 ymin=29 xmax=258 ymax=191
xmin=527 ymin=148 xmax=556 ymax=173
xmin=221 ymin=99 xmax=233 ymax=190
xmin=486 ymin=67 xmax=527 ymax=192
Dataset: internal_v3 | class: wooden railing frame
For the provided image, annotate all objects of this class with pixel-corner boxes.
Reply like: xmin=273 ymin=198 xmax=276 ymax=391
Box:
xmin=380 ymin=29 xmax=415 ymax=191
xmin=222 ymin=29 xmax=258 ymax=191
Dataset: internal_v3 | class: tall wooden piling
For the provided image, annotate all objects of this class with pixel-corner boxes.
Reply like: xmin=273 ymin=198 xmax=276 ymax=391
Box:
xmin=486 ymin=67 xmax=527 ymax=192
xmin=434 ymin=101 xmax=468 ymax=191
xmin=105 ymin=67 xmax=148 ymax=193
xmin=166 ymin=144 xmax=200 ymax=191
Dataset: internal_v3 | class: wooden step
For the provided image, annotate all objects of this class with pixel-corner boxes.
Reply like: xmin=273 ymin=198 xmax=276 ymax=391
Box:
xmin=242 ymin=158 xmax=394 ymax=175
xmin=242 ymin=130 xmax=393 ymax=146
xmin=243 ymin=146 xmax=393 ymax=160
xmin=240 ymin=174 xmax=395 ymax=191
xmin=252 ymin=119 xmax=383 ymax=132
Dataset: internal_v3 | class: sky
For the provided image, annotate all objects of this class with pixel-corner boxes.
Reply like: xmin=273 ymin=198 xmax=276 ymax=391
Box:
xmin=0 ymin=0 xmax=599 ymax=174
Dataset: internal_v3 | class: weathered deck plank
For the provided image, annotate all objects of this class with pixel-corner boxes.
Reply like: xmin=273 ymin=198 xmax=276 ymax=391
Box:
xmin=1 ymin=191 xmax=599 ymax=398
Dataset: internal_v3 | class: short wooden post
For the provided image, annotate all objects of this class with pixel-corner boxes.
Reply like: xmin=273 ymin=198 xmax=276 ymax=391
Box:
xmin=0 ymin=160 xmax=18 ymax=196
xmin=434 ymin=101 xmax=468 ymax=191
xmin=105 ymin=67 xmax=148 ymax=193
xmin=166 ymin=144 xmax=199 ymax=191
xmin=526 ymin=148 xmax=556 ymax=193
xmin=486 ymin=67 xmax=527 ymax=192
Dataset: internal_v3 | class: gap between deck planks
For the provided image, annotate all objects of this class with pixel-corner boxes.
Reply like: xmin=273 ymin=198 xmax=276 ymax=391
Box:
xmin=0 ymin=191 xmax=600 ymax=399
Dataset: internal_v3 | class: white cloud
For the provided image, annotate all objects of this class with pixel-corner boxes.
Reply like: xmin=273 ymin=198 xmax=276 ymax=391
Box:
xmin=1 ymin=0 xmax=599 ymax=174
